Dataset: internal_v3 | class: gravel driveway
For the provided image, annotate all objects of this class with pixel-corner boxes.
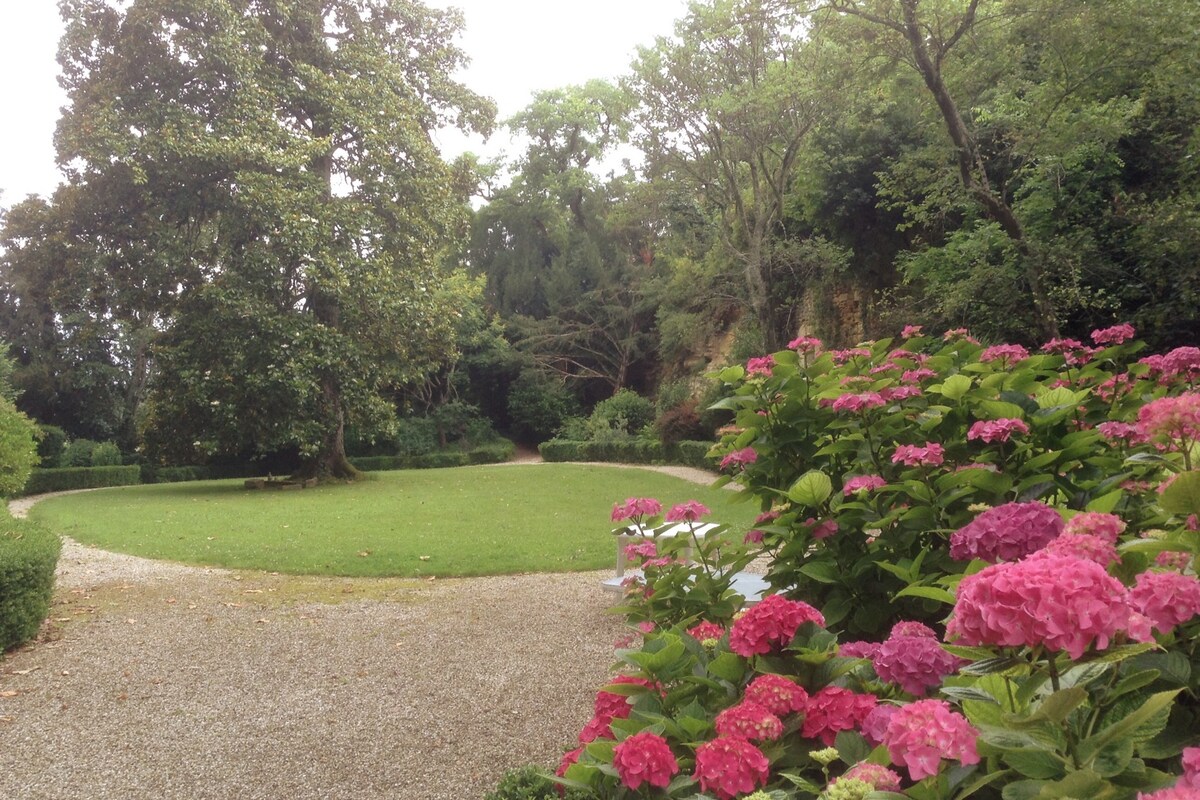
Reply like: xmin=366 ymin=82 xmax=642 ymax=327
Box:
xmin=0 ymin=464 xmax=718 ymax=800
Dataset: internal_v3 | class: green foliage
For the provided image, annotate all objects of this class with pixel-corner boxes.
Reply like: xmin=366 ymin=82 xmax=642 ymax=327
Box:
xmin=35 ymin=425 xmax=67 ymax=468
xmin=60 ymin=438 xmax=98 ymax=468
xmin=655 ymin=400 xmax=708 ymax=446
xmin=139 ymin=465 xmax=213 ymax=484
xmin=24 ymin=465 xmax=141 ymax=495
xmin=506 ymin=370 xmax=580 ymax=443
xmin=588 ymin=389 xmax=656 ymax=438
xmin=0 ymin=513 xmax=62 ymax=651
xmin=0 ymin=398 xmax=40 ymax=496
xmin=89 ymin=441 xmax=122 ymax=467
xmin=670 ymin=440 xmax=716 ymax=471
xmin=538 ymin=439 xmax=665 ymax=465
xmin=484 ymin=765 xmax=592 ymax=800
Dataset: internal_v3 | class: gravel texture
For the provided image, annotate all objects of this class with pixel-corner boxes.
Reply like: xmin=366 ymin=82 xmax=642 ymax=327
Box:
xmin=0 ymin=463 xmax=726 ymax=800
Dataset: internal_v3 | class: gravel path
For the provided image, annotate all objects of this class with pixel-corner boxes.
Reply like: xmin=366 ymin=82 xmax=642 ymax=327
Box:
xmin=0 ymin=462 xmax=723 ymax=800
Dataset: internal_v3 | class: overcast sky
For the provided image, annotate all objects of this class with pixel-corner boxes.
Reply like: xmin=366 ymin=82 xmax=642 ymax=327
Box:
xmin=0 ymin=1 xmax=688 ymax=206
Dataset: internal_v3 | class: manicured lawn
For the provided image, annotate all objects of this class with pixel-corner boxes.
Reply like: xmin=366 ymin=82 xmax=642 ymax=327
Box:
xmin=30 ymin=464 xmax=758 ymax=577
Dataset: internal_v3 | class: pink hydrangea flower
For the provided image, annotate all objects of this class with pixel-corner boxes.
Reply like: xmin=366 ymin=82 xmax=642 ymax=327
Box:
xmin=594 ymin=675 xmax=657 ymax=722
xmin=665 ymin=500 xmax=710 ymax=523
xmin=693 ymin=737 xmax=770 ymax=800
xmin=891 ymin=621 xmax=936 ymax=638
xmin=872 ymin=631 xmax=963 ymax=696
xmin=1036 ymin=533 xmax=1118 ymax=566
xmin=556 ymin=746 xmax=583 ymax=778
xmin=579 ymin=714 xmax=612 ymax=743
xmin=805 ymin=517 xmax=838 ymax=540
xmin=754 ymin=510 xmax=781 ymax=525
xmin=949 ymin=501 xmax=1064 ymax=563
xmin=1063 ymin=512 xmax=1126 ymax=543
xmin=1182 ymin=747 xmax=1200 ymax=788
xmin=831 ymin=347 xmax=874 ymax=365
xmin=612 ymin=497 xmax=662 ymax=522
xmin=883 ymin=699 xmax=980 ymax=781
xmin=840 ymin=640 xmax=882 ymax=659
xmin=624 ymin=541 xmax=657 ymax=562
xmin=980 ymin=344 xmax=1030 ymax=364
xmin=1042 ymin=337 xmax=1086 ymax=354
xmin=861 ymin=704 xmax=899 ymax=746
xmin=788 ymin=336 xmax=823 ymax=355
xmin=1156 ymin=551 xmax=1193 ymax=571
xmin=719 ymin=447 xmax=758 ymax=470
xmin=1137 ymin=393 xmax=1200 ymax=452
xmin=967 ymin=418 xmax=1030 ymax=443
xmin=944 ymin=328 xmax=981 ymax=345
xmin=687 ymin=621 xmax=726 ymax=644
xmin=746 ymin=355 xmax=776 ymax=376
xmin=729 ymin=594 xmax=825 ymax=657
xmin=612 ymin=731 xmax=679 ymax=791
xmin=841 ymin=763 xmax=902 ymax=792
xmin=1097 ymin=421 xmax=1143 ymax=444
xmin=801 ymin=687 xmax=878 ymax=745
xmin=743 ymin=673 xmax=808 ymax=716
xmin=947 ymin=554 xmax=1138 ymax=659
xmin=1137 ymin=788 xmax=1200 ymax=800
xmin=1091 ymin=323 xmax=1136 ymax=345
xmin=843 ymin=475 xmax=886 ymax=496
xmin=743 ymin=529 xmax=764 ymax=544
xmin=901 ymin=324 xmax=924 ymax=338
xmin=892 ymin=442 xmax=945 ymax=467
xmin=882 ymin=385 xmax=922 ymax=402
xmin=1131 ymin=571 xmax=1200 ymax=634
xmin=902 ymin=368 xmax=938 ymax=384
xmin=830 ymin=392 xmax=888 ymax=413
xmin=715 ymin=701 xmax=784 ymax=742
xmin=1141 ymin=347 xmax=1200 ymax=384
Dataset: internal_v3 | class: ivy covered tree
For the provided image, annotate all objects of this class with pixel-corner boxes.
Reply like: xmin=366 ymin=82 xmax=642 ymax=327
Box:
xmin=54 ymin=0 xmax=494 ymax=478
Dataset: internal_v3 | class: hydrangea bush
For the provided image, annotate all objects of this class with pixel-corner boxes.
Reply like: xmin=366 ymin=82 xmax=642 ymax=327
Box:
xmin=547 ymin=327 xmax=1200 ymax=799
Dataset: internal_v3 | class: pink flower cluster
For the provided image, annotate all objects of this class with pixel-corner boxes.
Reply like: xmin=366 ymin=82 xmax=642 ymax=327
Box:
xmin=1042 ymin=337 xmax=1096 ymax=366
xmin=720 ymin=447 xmax=758 ymax=470
xmin=1098 ymin=420 xmax=1143 ymax=444
xmin=693 ymin=736 xmax=770 ymax=800
xmin=1131 ymin=571 xmax=1200 ymax=633
xmin=980 ymin=344 xmax=1030 ymax=364
xmin=1063 ymin=512 xmax=1126 ymax=543
xmin=687 ymin=620 xmax=726 ymax=644
xmin=623 ymin=541 xmax=657 ymax=562
xmin=612 ymin=731 xmax=679 ymax=791
xmin=902 ymin=367 xmax=938 ymax=384
xmin=831 ymin=347 xmax=873 ymax=365
xmin=843 ymin=475 xmax=886 ymax=496
xmin=883 ymin=699 xmax=980 ymax=781
xmin=801 ymin=686 xmax=878 ymax=745
xmin=588 ymin=675 xmax=657 ymax=739
xmin=666 ymin=500 xmax=710 ymax=523
xmin=901 ymin=324 xmax=924 ymax=338
xmin=840 ymin=640 xmax=882 ymax=659
xmin=1091 ymin=323 xmax=1136 ymax=345
xmin=728 ymin=594 xmax=825 ymax=657
xmin=1140 ymin=346 xmax=1200 ymax=384
xmin=611 ymin=497 xmax=662 ymax=522
xmin=944 ymin=328 xmax=981 ymax=345
xmin=1037 ymin=533 xmax=1118 ymax=566
xmin=746 ymin=355 xmax=776 ymax=376
xmin=788 ymin=336 xmax=823 ymax=355
xmin=949 ymin=501 xmax=1064 ymax=563
xmin=967 ymin=417 xmax=1029 ymax=444
xmin=861 ymin=704 xmax=898 ymax=746
xmin=839 ymin=762 xmax=903 ymax=792
xmin=804 ymin=517 xmax=838 ymax=540
xmin=1137 ymin=393 xmax=1200 ymax=452
xmin=882 ymin=385 xmax=922 ymax=402
xmin=948 ymin=554 xmax=1139 ymax=659
xmin=743 ymin=673 xmax=808 ymax=716
xmin=872 ymin=622 xmax=963 ymax=696
xmin=828 ymin=392 xmax=888 ymax=413
xmin=891 ymin=442 xmax=945 ymax=467
xmin=715 ymin=701 xmax=784 ymax=742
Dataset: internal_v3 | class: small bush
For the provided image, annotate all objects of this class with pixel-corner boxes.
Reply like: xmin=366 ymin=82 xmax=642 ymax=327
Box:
xmin=24 ymin=465 xmax=141 ymax=495
xmin=394 ymin=416 xmax=439 ymax=457
xmin=507 ymin=371 xmax=579 ymax=443
xmin=416 ymin=450 xmax=470 ymax=469
xmin=484 ymin=765 xmax=592 ymax=800
xmin=588 ymin=389 xmax=655 ymax=437
xmin=655 ymin=400 xmax=708 ymax=445
xmin=467 ymin=440 xmax=515 ymax=465
xmin=90 ymin=441 xmax=123 ymax=467
xmin=36 ymin=425 xmax=67 ymax=468
xmin=60 ymin=438 xmax=99 ymax=468
xmin=140 ymin=465 xmax=214 ymax=484
xmin=0 ymin=399 xmax=40 ymax=496
xmin=0 ymin=513 xmax=61 ymax=651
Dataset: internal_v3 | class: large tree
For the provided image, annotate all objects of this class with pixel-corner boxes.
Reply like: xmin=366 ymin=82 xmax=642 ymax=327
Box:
xmin=54 ymin=0 xmax=493 ymax=478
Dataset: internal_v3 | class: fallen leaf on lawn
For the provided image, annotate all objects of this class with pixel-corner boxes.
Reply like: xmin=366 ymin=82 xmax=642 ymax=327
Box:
xmin=187 ymin=603 xmax=197 ymax=610
xmin=60 ymin=671 xmax=70 ymax=677
xmin=255 ymin=619 xmax=268 ymax=624
xmin=165 ymin=598 xmax=177 ymax=605
xmin=222 ymin=602 xmax=244 ymax=608
xmin=418 ymin=555 xmax=430 ymax=561
xmin=55 ymin=618 xmax=71 ymax=623
xmin=242 ymin=589 xmax=264 ymax=594
xmin=0 ymin=716 xmax=13 ymax=723
xmin=125 ymin=619 xmax=137 ymax=624
xmin=0 ymin=690 xmax=19 ymax=698
xmin=357 ymin=550 xmax=372 ymax=557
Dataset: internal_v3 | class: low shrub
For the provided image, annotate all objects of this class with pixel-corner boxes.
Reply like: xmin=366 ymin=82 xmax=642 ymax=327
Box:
xmin=89 ymin=441 xmax=123 ymax=467
xmin=417 ymin=450 xmax=470 ymax=469
xmin=393 ymin=416 xmax=439 ymax=457
xmin=24 ymin=465 xmax=141 ymax=495
xmin=0 ymin=513 xmax=61 ymax=651
xmin=36 ymin=424 xmax=67 ymax=468
xmin=670 ymin=440 xmax=716 ymax=471
xmin=539 ymin=440 xmax=584 ymax=462
xmin=140 ymin=465 xmax=214 ymax=484
xmin=467 ymin=440 xmax=515 ymax=465
xmin=352 ymin=455 xmax=411 ymax=472
xmin=655 ymin=399 xmax=708 ymax=445
xmin=507 ymin=371 xmax=579 ymax=443
xmin=60 ymin=438 xmax=99 ymax=468
xmin=0 ymin=399 xmax=40 ymax=495
xmin=589 ymin=389 xmax=656 ymax=438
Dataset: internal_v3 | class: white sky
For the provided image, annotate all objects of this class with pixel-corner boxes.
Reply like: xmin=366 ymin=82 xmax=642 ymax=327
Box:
xmin=0 ymin=1 xmax=689 ymax=206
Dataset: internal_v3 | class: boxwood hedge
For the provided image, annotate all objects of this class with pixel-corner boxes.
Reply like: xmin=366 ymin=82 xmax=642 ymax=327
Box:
xmin=0 ymin=514 xmax=61 ymax=651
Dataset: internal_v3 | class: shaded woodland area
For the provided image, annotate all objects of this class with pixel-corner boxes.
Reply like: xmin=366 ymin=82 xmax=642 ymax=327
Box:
xmin=1 ymin=0 xmax=1197 ymax=474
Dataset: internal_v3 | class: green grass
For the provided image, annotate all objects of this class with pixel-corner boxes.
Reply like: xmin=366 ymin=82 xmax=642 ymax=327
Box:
xmin=29 ymin=464 xmax=759 ymax=578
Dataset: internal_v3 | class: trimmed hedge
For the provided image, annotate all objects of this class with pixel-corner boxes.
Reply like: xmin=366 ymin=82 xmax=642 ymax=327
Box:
xmin=0 ymin=514 xmax=61 ymax=651
xmin=353 ymin=440 xmax=515 ymax=472
xmin=140 ymin=465 xmax=213 ymax=484
xmin=539 ymin=438 xmax=717 ymax=471
xmin=24 ymin=465 xmax=142 ymax=495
